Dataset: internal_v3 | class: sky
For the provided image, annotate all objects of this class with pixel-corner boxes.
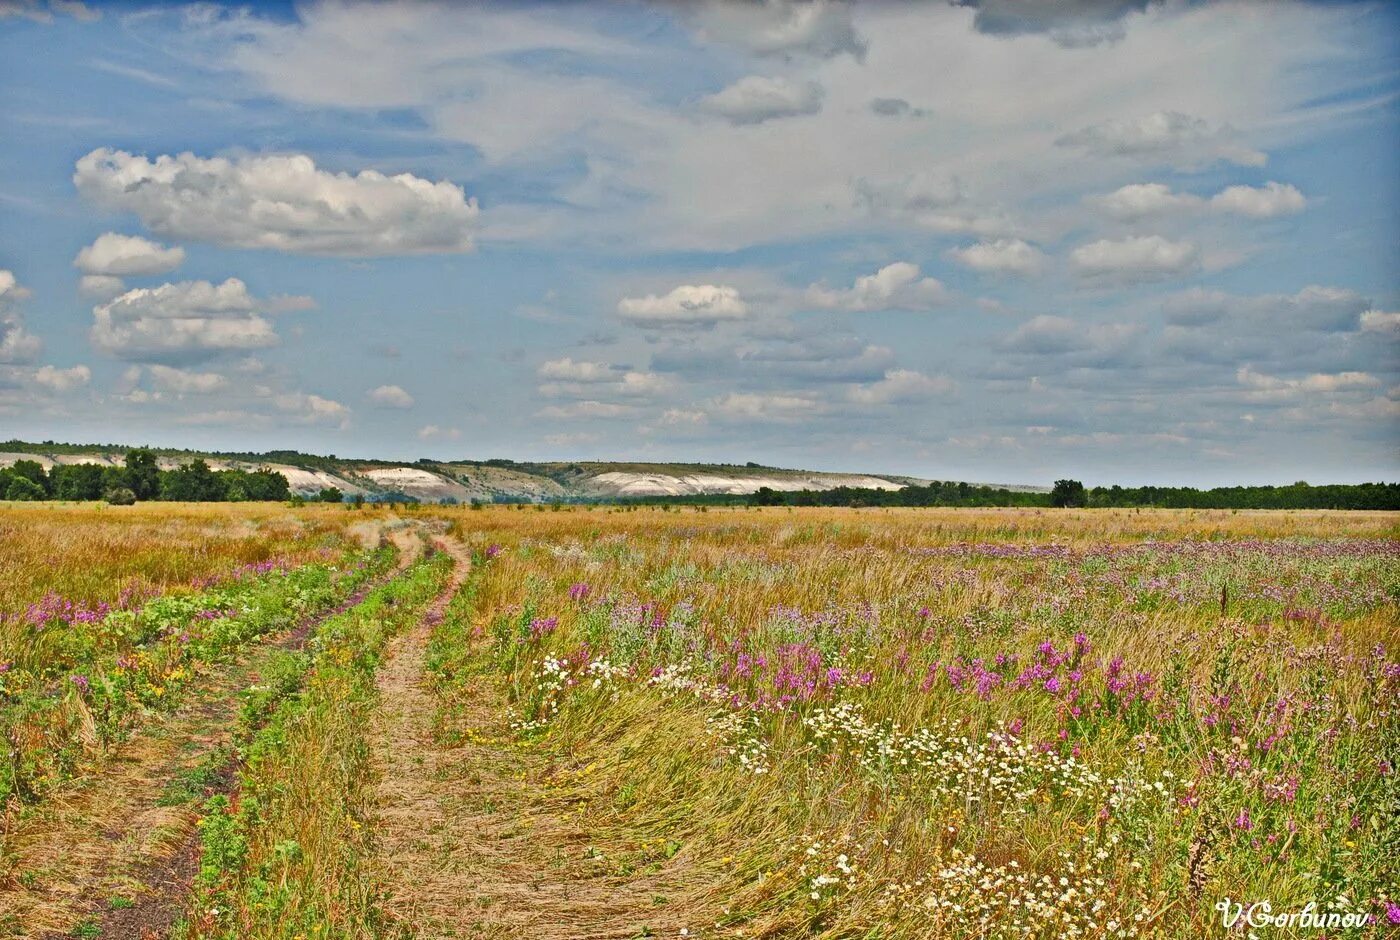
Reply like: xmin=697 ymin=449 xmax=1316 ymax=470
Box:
xmin=0 ymin=0 xmax=1397 ymax=486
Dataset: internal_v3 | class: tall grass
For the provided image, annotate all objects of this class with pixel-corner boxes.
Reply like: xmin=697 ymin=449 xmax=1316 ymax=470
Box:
xmin=427 ymin=506 xmax=1399 ymax=937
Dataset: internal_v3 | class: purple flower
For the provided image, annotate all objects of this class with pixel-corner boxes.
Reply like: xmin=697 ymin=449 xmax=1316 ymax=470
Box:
xmin=529 ymin=616 xmax=559 ymax=640
xmin=568 ymin=582 xmax=591 ymax=601
xmin=1234 ymin=809 xmax=1253 ymax=830
xmin=70 ymin=674 xmax=90 ymax=694
xmin=485 ymin=544 xmax=503 ymax=558
xmin=1385 ymin=902 xmax=1400 ymax=926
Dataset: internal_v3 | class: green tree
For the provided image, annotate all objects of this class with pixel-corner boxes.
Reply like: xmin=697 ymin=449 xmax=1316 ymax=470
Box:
xmin=124 ymin=448 xmax=160 ymax=500
xmin=104 ymin=487 xmax=137 ymax=505
xmin=52 ymin=463 xmax=106 ymax=500
xmin=1051 ymin=479 xmax=1088 ymax=508
xmin=10 ymin=459 xmax=49 ymax=496
xmin=160 ymin=460 xmax=227 ymax=501
xmin=5 ymin=476 xmax=46 ymax=501
xmin=318 ymin=486 xmax=343 ymax=504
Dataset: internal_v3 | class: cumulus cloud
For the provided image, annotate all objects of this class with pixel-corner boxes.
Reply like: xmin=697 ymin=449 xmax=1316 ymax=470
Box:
xmin=89 ymin=277 xmax=281 ymax=363
xmin=266 ymin=389 xmax=351 ymax=428
xmin=1070 ymin=235 xmax=1199 ymax=282
xmin=1237 ymin=365 xmax=1379 ymax=398
xmin=537 ymin=357 xmax=671 ymax=400
xmin=953 ymin=0 xmax=1154 ymax=47
xmin=536 ymin=400 xmax=635 ymax=420
xmin=0 ymin=270 xmax=42 ymax=364
xmin=74 ymin=232 xmax=184 ymax=276
xmin=700 ymin=76 xmax=823 ymax=125
xmin=31 ymin=364 xmax=91 ymax=393
xmin=1001 ymin=315 xmax=1143 ymax=357
xmin=79 ymin=275 xmax=126 ymax=300
xmin=689 ymin=0 xmax=865 ymax=60
xmin=947 ymin=239 xmax=1045 ymax=277
xmin=367 ymin=384 xmax=415 ymax=409
xmin=1091 ymin=183 xmax=1199 ymax=220
xmin=1360 ymin=310 xmax=1400 ymax=335
xmin=74 ymin=148 xmax=479 ymax=256
xmin=713 ymin=391 xmax=824 ymax=420
xmin=417 ymin=424 xmax=461 ymax=441
xmin=148 ymin=364 xmax=229 ymax=394
xmin=847 ymin=369 xmax=956 ymax=404
xmin=617 ymin=285 xmax=749 ymax=326
xmin=537 ymin=357 xmax=618 ymax=383
xmin=1057 ymin=111 xmax=1266 ymax=168
xmin=1092 ymin=181 xmax=1306 ymax=220
xmin=660 ymin=408 xmax=708 ymax=425
xmin=1209 ymin=181 xmax=1307 ymax=218
xmin=1163 ymin=285 xmax=1369 ymax=332
xmin=805 ymin=262 xmax=948 ymax=311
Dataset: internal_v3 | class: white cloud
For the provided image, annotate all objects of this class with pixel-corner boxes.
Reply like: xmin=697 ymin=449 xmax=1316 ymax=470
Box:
xmin=268 ymin=390 xmax=351 ymax=428
xmin=1070 ymin=235 xmax=1199 ymax=282
xmin=713 ymin=391 xmax=824 ymax=420
xmin=689 ymin=1 xmax=865 ymax=60
xmin=147 ymin=364 xmax=228 ymax=394
xmin=31 ymin=364 xmax=91 ymax=393
xmin=847 ymin=369 xmax=955 ymax=404
xmin=367 ymin=384 xmax=415 ymax=409
xmin=1209 ymin=181 xmax=1307 ymax=218
xmin=805 ymin=262 xmax=948 ymax=311
xmin=1237 ymin=365 xmax=1378 ymax=397
xmin=79 ymin=275 xmax=126 ymax=299
xmin=946 ymin=239 xmax=1045 ymax=277
xmin=418 ymin=424 xmax=461 ymax=441
xmin=0 ymin=1 xmax=99 ymax=23
xmin=1091 ymin=181 xmax=1307 ymax=220
xmin=1001 ymin=315 xmax=1143 ymax=356
xmin=536 ymin=400 xmax=635 ymax=420
xmin=617 ymin=285 xmax=749 ymax=326
xmin=73 ymin=232 xmax=184 ymax=276
xmin=74 ymin=148 xmax=479 ymax=256
xmin=89 ymin=277 xmax=280 ymax=363
xmin=1164 ymin=285 xmax=1370 ymax=332
xmin=700 ymin=76 xmax=823 ymax=125
xmin=1057 ymin=111 xmax=1267 ymax=168
xmin=537 ymin=357 xmax=672 ymax=400
xmin=537 ymin=357 xmax=617 ymax=382
xmin=660 ymin=408 xmax=708 ymax=425
xmin=1091 ymin=182 xmax=1200 ymax=219
xmin=1360 ymin=310 xmax=1400 ymax=335
xmin=0 ymin=270 xmax=42 ymax=365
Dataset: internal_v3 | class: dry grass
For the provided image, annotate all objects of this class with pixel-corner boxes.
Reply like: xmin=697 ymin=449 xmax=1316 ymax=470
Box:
xmin=419 ymin=505 xmax=1399 ymax=938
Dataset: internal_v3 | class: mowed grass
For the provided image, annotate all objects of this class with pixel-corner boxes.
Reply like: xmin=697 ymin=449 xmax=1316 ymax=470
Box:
xmin=424 ymin=506 xmax=1399 ymax=937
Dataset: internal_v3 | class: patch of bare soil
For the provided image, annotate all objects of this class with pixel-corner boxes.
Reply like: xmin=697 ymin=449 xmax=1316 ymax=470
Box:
xmin=369 ymin=539 xmax=705 ymax=939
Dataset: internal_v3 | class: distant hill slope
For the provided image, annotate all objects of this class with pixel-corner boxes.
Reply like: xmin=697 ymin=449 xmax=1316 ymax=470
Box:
xmin=0 ymin=440 xmax=1047 ymax=503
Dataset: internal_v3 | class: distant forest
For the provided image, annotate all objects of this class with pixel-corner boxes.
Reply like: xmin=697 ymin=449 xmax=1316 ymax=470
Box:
xmin=655 ymin=479 xmax=1400 ymax=511
xmin=0 ymin=440 xmax=1395 ymax=509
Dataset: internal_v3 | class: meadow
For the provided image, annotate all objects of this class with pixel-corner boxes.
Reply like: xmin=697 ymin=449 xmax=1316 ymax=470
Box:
xmin=0 ymin=503 xmax=1395 ymax=938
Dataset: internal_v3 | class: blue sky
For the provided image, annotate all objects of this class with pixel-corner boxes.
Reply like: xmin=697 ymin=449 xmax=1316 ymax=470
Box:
xmin=0 ymin=0 xmax=1396 ymax=486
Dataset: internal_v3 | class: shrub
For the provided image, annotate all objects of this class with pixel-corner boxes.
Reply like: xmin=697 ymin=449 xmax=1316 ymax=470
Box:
xmin=103 ymin=487 xmax=137 ymax=506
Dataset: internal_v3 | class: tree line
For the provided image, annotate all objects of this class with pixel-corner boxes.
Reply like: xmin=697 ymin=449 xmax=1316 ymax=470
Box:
xmin=733 ymin=478 xmax=1400 ymax=510
xmin=0 ymin=448 xmax=297 ymax=504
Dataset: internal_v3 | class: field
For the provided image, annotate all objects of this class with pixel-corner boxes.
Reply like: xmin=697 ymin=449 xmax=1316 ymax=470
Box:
xmin=0 ymin=504 xmax=1395 ymax=938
